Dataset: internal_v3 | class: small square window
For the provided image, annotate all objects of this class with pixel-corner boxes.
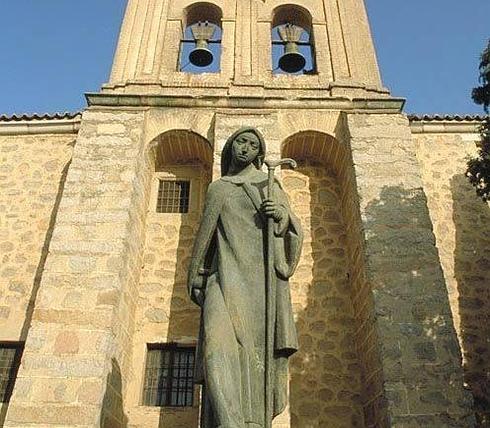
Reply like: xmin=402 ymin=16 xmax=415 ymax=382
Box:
xmin=143 ymin=344 xmax=195 ymax=407
xmin=0 ymin=343 xmax=23 ymax=403
xmin=156 ymin=180 xmax=190 ymax=214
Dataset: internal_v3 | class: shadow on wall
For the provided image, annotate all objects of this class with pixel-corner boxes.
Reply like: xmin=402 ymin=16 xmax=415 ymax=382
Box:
xmin=452 ymin=174 xmax=490 ymax=426
xmin=285 ymin=165 xmax=364 ymax=428
xmin=19 ymin=158 xmax=73 ymax=341
xmin=0 ymin=155 xmax=73 ymax=427
xmin=363 ymin=185 xmax=473 ymax=426
xmin=101 ymin=358 xmax=129 ymax=427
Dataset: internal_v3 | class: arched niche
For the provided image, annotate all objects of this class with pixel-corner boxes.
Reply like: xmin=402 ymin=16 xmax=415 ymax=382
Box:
xmin=125 ymin=130 xmax=213 ymax=427
xmin=281 ymin=131 xmax=379 ymax=427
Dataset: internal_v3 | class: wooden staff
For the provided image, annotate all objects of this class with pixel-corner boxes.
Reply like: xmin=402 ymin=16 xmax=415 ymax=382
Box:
xmin=264 ymin=158 xmax=297 ymax=428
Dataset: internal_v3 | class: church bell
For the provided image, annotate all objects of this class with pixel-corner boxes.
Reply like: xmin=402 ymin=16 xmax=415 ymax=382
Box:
xmin=278 ymin=24 xmax=306 ymax=73
xmin=189 ymin=21 xmax=215 ymax=67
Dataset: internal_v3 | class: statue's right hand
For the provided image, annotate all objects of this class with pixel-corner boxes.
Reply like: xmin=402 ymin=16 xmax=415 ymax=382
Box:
xmin=191 ymin=287 xmax=205 ymax=307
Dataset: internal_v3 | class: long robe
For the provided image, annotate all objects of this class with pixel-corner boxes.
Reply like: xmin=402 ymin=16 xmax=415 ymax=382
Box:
xmin=188 ymin=169 xmax=303 ymax=428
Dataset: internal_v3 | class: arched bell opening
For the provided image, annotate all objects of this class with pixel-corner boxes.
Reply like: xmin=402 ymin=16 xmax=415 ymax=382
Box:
xmin=271 ymin=4 xmax=316 ymax=75
xmin=125 ymin=130 xmax=213 ymax=428
xmin=179 ymin=2 xmax=223 ymax=73
xmin=281 ymin=131 xmax=375 ymax=427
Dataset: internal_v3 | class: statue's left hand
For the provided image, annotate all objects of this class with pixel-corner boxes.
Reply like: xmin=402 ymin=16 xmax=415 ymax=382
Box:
xmin=262 ymin=199 xmax=285 ymax=223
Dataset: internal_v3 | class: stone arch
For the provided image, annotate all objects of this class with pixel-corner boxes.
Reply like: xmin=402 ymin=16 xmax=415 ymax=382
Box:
xmin=125 ymin=129 xmax=213 ymax=427
xmin=258 ymin=0 xmax=323 ymax=24
xmin=172 ymin=0 xmax=226 ymax=20
xmin=282 ymin=130 xmax=347 ymax=176
xmin=271 ymin=3 xmax=313 ymax=33
xmin=183 ymin=2 xmax=223 ymax=28
xmin=271 ymin=4 xmax=316 ymax=74
xmin=178 ymin=2 xmax=224 ymax=72
xmin=147 ymin=129 xmax=213 ymax=170
xmin=277 ymin=111 xmax=341 ymax=144
xmin=145 ymin=110 xmax=214 ymax=151
xmin=281 ymin=131 xmax=377 ymax=427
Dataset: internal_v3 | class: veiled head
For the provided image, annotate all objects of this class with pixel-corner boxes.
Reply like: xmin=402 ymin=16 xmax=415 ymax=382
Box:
xmin=221 ymin=127 xmax=266 ymax=176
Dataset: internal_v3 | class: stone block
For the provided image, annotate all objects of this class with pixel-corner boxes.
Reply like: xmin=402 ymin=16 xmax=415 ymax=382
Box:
xmin=53 ymin=331 xmax=80 ymax=355
xmin=97 ymin=123 xmax=127 ymax=135
xmin=78 ymin=379 xmax=105 ymax=405
xmin=6 ymin=404 xmax=98 ymax=425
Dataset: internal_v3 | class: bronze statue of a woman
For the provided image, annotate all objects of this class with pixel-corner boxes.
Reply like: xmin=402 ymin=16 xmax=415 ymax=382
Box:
xmin=188 ymin=128 xmax=303 ymax=428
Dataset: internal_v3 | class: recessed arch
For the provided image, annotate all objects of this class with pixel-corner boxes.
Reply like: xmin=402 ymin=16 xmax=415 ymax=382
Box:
xmin=148 ymin=129 xmax=213 ymax=170
xmin=132 ymin=129 xmax=213 ymax=426
xmin=281 ymin=130 xmax=365 ymax=426
xmin=145 ymin=110 xmax=214 ymax=147
xmin=184 ymin=2 xmax=223 ymax=28
xmin=281 ymin=130 xmax=384 ymax=427
xmin=271 ymin=4 xmax=312 ymax=33
xmin=281 ymin=131 xmax=348 ymax=176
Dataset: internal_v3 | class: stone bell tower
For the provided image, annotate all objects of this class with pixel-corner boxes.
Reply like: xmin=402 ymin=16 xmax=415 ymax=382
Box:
xmin=4 ymin=1 xmax=474 ymax=427
xmin=98 ymin=0 xmax=387 ymax=99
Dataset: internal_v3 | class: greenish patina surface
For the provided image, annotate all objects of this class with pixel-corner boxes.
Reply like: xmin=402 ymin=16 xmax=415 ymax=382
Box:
xmin=188 ymin=128 xmax=303 ymax=428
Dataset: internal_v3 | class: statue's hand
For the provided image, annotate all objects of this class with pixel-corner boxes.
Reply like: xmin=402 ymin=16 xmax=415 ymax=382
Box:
xmin=191 ymin=287 xmax=205 ymax=307
xmin=262 ymin=199 xmax=285 ymax=223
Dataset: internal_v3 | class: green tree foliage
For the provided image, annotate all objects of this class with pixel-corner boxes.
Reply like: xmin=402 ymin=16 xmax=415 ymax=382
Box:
xmin=466 ymin=40 xmax=490 ymax=201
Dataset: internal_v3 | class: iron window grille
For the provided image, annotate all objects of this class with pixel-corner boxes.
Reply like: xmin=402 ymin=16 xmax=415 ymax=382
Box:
xmin=143 ymin=344 xmax=196 ymax=407
xmin=156 ymin=180 xmax=191 ymax=214
xmin=0 ymin=343 xmax=23 ymax=403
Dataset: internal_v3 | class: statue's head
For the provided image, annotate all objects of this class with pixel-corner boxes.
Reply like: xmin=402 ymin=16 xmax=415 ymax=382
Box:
xmin=221 ymin=127 xmax=266 ymax=176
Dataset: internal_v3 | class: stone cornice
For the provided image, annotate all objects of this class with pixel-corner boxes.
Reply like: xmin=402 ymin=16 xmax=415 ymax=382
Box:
xmin=85 ymin=92 xmax=405 ymax=113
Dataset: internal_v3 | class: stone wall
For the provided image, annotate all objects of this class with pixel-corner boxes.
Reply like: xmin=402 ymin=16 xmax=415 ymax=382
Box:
xmin=335 ymin=117 xmax=385 ymax=428
xmin=0 ymin=132 xmax=75 ymax=422
xmin=125 ymin=163 xmax=210 ymax=428
xmin=125 ymin=158 xmax=367 ymax=428
xmin=345 ymin=113 xmax=475 ymax=427
xmin=0 ymin=133 xmax=75 ymax=342
xmin=414 ymin=130 xmax=490 ymax=425
xmin=105 ymin=0 xmax=387 ymax=99
xmin=3 ymin=110 xmax=150 ymax=427
xmin=1 ymin=110 xmax=483 ymax=428
xmin=283 ymin=165 xmax=365 ymax=428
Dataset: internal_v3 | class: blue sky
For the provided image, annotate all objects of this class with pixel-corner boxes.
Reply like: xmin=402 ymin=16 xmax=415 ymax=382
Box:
xmin=0 ymin=1 xmax=488 ymax=115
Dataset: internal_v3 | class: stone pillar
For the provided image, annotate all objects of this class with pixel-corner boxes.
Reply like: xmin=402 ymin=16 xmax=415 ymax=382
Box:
xmin=4 ymin=110 xmax=149 ymax=427
xmin=335 ymin=0 xmax=382 ymax=87
xmin=344 ymin=113 xmax=475 ymax=426
xmin=236 ymin=0 xmax=253 ymax=78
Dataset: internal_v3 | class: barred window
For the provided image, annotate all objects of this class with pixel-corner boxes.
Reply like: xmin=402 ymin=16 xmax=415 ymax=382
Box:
xmin=143 ymin=344 xmax=195 ymax=407
xmin=156 ymin=180 xmax=190 ymax=213
xmin=0 ymin=343 xmax=23 ymax=403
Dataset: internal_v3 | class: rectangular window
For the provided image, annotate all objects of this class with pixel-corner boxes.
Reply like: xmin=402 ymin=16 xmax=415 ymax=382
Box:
xmin=143 ymin=344 xmax=195 ymax=407
xmin=0 ymin=343 xmax=23 ymax=403
xmin=156 ymin=180 xmax=190 ymax=214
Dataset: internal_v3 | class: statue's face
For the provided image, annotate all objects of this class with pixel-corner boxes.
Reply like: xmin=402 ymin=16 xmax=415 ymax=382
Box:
xmin=231 ymin=132 xmax=260 ymax=167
